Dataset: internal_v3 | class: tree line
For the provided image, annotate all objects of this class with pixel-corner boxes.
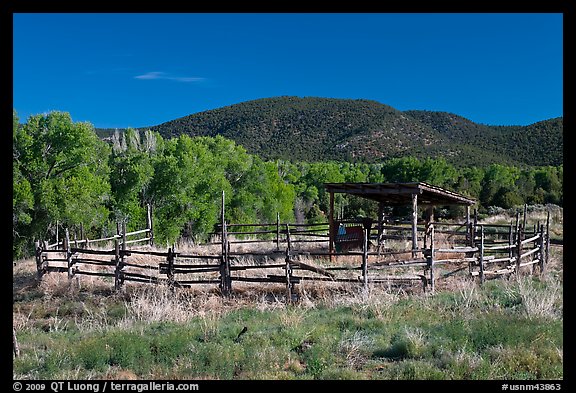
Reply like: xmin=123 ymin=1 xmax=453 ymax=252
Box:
xmin=13 ymin=111 xmax=563 ymax=259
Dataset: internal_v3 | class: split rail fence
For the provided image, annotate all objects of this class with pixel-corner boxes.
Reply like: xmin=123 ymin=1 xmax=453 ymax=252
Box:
xmin=35 ymin=207 xmax=551 ymax=301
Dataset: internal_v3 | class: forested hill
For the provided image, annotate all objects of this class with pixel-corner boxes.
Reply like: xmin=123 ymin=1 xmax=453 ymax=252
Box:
xmin=404 ymin=110 xmax=563 ymax=167
xmin=97 ymin=97 xmax=563 ymax=167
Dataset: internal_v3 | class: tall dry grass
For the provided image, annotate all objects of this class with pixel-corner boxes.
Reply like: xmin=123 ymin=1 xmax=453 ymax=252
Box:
xmin=480 ymin=204 xmax=563 ymax=237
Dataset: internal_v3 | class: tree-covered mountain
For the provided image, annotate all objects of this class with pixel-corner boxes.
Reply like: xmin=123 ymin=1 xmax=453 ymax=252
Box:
xmin=97 ymin=97 xmax=563 ymax=167
xmin=404 ymin=110 xmax=563 ymax=167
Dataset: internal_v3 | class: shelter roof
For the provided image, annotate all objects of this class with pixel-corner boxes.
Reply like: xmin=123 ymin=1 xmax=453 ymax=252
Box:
xmin=324 ymin=182 xmax=476 ymax=206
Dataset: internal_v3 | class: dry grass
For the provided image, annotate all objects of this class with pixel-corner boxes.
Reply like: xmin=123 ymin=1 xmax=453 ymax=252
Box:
xmin=452 ymin=278 xmax=480 ymax=310
xmin=12 ymin=241 xmax=563 ymax=380
xmin=13 ymin=225 xmax=563 ymax=338
xmin=480 ymin=205 xmax=563 ymax=239
xmin=339 ymin=330 xmax=374 ymax=369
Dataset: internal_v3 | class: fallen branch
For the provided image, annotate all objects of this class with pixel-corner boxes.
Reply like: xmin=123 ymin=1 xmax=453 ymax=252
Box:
xmin=13 ymin=328 xmax=20 ymax=357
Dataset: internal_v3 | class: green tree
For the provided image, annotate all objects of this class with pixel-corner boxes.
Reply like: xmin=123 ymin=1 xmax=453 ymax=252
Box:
xmin=479 ymin=164 xmax=520 ymax=207
xmin=149 ymin=135 xmax=230 ymax=245
xmin=13 ymin=112 xmax=111 ymax=256
xmin=109 ymin=128 xmax=157 ymax=231
xmin=381 ymin=157 xmax=422 ymax=183
xmin=13 ymin=111 xmax=34 ymax=258
xmin=419 ymin=158 xmax=458 ymax=188
xmin=455 ymin=166 xmax=484 ymax=201
xmin=534 ymin=166 xmax=562 ymax=205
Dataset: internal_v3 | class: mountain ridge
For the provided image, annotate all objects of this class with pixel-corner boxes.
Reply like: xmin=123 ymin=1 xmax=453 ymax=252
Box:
xmin=95 ymin=96 xmax=563 ymax=167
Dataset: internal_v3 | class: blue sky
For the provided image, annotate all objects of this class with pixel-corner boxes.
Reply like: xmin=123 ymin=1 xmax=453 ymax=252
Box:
xmin=13 ymin=13 xmax=563 ymax=128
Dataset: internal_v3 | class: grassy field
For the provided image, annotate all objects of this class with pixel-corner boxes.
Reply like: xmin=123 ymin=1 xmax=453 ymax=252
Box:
xmin=480 ymin=204 xmax=563 ymax=242
xmin=13 ymin=243 xmax=562 ymax=380
xmin=13 ymin=205 xmax=563 ymax=380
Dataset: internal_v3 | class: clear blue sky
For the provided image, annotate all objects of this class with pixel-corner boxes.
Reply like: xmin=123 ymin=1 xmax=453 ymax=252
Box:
xmin=13 ymin=13 xmax=563 ymax=128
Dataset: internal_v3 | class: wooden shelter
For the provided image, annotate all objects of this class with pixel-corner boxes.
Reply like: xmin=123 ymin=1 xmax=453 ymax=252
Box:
xmin=324 ymin=182 xmax=476 ymax=254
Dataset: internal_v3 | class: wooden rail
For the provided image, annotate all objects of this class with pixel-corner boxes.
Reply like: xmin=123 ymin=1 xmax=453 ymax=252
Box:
xmin=35 ymin=204 xmax=549 ymax=301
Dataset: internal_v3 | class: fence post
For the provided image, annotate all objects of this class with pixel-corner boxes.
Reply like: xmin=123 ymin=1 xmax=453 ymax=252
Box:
xmin=285 ymin=224 xmax=294 ymax=303
xmin=276 ymin=212 xmax=280 ymax=251
xmin=65 ymin=228 xmax=73 ymax=281
xmin=286 ymin=223 xmax=292 ymax=251
xmin=514 ymin=212 xmax=520 ymax=243
xmin=362 ymin=228 xmax=368 ymax=289
xmin=522 ymin=204 xmax=528 ymax=234
xmin=478 ymin=225 xmax=485 ymax=285
xmin=219 ymin=193 xmax=232 ymax=297
xmin=167 ymin=246 xmax=175 ymax=288
xmin=429 ymin=225 xmax=435 ymax=292
xmin=377 ymin=202 xmax=384 ymax=255
xmin=34 ymin=240 xmax=43 ymax=280
xmin=411 ymin=193 xmax=418 ymax=258
xmin=538 ymin=224 xmax=545 ymax=275
xmin=114 ymin=222 xmax=122 ymax=290
xmin=508 ymin=222 xmax=513 ymax=263
xmin=147 ymin=203 xmax=154 ymax=246
xmin=516 ymin=224 xmax=523 ymax=273
xmin=545 ymin=210 xmax=550 ymax=266
xmin=471 ymin=209 xmax=478 ymax=248
xmin=121 ymin=221 xmax=127 ymax=287
xmin=465 ymin=206 xmax=470 ymax=245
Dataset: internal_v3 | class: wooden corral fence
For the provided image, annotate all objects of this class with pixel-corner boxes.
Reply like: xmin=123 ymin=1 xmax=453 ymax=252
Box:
xmin=35 ymin=203 xmax=551 ymax=302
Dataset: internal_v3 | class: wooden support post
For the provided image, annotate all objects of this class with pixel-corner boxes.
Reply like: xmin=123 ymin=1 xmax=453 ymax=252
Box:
xmin=522 ymin=204 xmax=528 ymax=233
xmin=465 ymin=206 xmax=471 ymax=245
xmin=516 ymin=224 xmax=523 ymax=273
xmin=424 ymin=206 xmax=434 ymax=250
xmin=34 ymin=240 xmax=43 ymax=280
xmin=286 ymin=223 xmax=292 ymax=251
xmin=65 ymin=228 xmax=73 ymax=280
xmin=146 ymin=203 xmax=154 ymax=246
xmin=545 ymin=210 xmax=550 ymax=266
xmin=508 ymin=222 xmax=514 ymax=262
xmin=122 ymin=220 xmax=127 ymax=281
xmin=167 ymin=246 xmax=175 ymax=288
xmin=114 ymin=223 xmax=121 ymax=290
xmin=471 ymin=209 xmax=478 ymax=248
xmin=514 ymin=212 xmax=520 ymax=243
xmin=478 ymin=225 xmax=485 ymax=285
xmin=221 ymin=191 xmax=226 ymax=256
xmin=429 ymin=225 xmax=435 ymax=292
xmin=538 ymin=224 xmax=545 ymax=275
xmin=411 ymin=193 xmax=418 ymax=258
xmin=329 ymin=191 xmax=335 ymax=259
xmin=219 ymin=191 xmax=232 ymax=296
xmin=220 ymin=222 xmax=231 ymax=296
xmin=362 ymin=228 xmax=368 ymax=289
xmin=276 ymin=212 xmax=280 ymax=251
xmin=377 ymin=202 xmax=384 ymax=252
xmin=285 ymin=224 xmax=294 ymax=303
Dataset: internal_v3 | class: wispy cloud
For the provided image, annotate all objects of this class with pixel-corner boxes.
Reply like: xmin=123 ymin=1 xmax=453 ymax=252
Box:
xmin=134 ymin=71 xmax=205 ymax=83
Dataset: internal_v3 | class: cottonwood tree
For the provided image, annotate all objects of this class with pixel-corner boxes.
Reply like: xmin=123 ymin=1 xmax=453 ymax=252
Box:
xmin=13 ymin=111 xmax=111 ymax=257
